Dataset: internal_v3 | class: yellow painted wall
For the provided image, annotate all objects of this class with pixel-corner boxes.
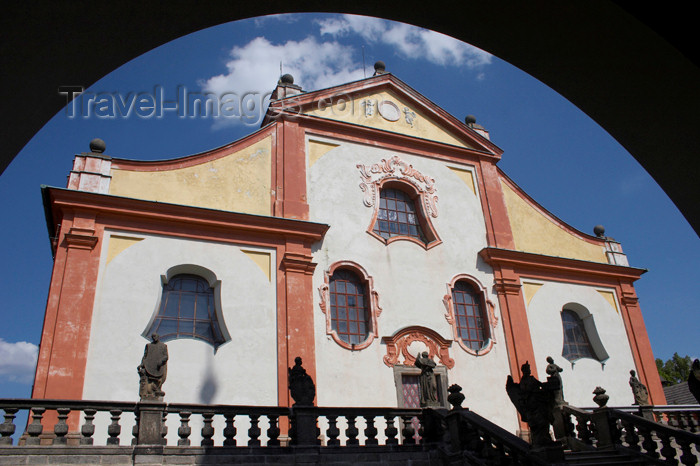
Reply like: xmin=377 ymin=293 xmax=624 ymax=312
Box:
xmin=501 ymin=181 xmax=607 ymax=263
xmin=109 ymin=137 xmax=272 ymax=215
xmin=448 ymin=166 xmax=477 ymax=195
xmin=304 ymin=90 xmax=473 ymax=149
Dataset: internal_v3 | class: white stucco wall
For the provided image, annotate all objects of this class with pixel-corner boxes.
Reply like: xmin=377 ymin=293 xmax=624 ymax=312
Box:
xmin=307 ymin=136 xmax=519 ymax=432
xmin=83 ymin=231 xmax=278 ymax=407
xmin=524 ymin=280 xmax=637 ymax=407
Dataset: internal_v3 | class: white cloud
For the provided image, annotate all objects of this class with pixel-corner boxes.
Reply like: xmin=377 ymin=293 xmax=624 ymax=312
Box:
xmin=0 ymin=338 xmax=38 ymax=384
xmin=201 ymin=36 xmax=365 ymax=128
xmin=317 ymin=15 xmax=492 ymax=68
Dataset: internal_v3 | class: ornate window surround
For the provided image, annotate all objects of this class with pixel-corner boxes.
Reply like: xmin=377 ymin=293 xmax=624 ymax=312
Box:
xmin=143 ymin=264 xmax=232 ymax=350
xmin=357 ymin=155 xmax=442 ymax=250
xmin=318 ymin=261 xmax=382 ymax=350
xmin=442 ymin=274 xmax=498 ymax=356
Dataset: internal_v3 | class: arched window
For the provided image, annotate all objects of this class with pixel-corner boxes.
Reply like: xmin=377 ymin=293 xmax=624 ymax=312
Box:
xmin=443 ymin=274 xmax=496 ymax=355
xmin=451 ymin=281 xmax=488 ymax=351
xmin=329 ymin=269 xmax=369 ymax=345
xmin=561 ymin=309 xmax=597 ymax=361
xmin=373 ymin=187 xmax=426 ymax=242
xmin=357 ymin=156 xmax=441 ymax=249
xmin=147 ymin=274 xmax=226 ymax=348
xmin=319 ymin=261 xmax=382 ymax=350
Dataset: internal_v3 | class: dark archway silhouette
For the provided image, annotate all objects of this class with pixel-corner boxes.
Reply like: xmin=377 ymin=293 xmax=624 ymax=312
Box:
xmin=2 ymin=2 xmax=698 ymax=233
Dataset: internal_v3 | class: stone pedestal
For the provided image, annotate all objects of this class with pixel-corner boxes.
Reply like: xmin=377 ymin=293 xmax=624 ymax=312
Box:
xmin=136 ymin=403 xmax=165 ymax=445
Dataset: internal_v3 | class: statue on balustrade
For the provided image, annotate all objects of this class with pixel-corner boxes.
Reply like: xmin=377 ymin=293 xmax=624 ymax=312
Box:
xmin=415 ymin=351 xmax=440 ymax=408
xmin=629 ymin=370 xmax=650 ymax=406
xmin=288 ymin=357 xmax=315 ymax=406
xmin=689 ymin=358 xmax=700 ymax=404
xmin=506 ymin=361 xmax=560 ymax=448
xmin=138 ymin=333 xmax=168 ymax=401
xmin=545 ymin=356 xmax=566 ymax=408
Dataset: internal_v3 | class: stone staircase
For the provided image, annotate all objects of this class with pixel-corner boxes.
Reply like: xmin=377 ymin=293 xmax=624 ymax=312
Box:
xmin=564 ymin=450 xmax=650 ymax=465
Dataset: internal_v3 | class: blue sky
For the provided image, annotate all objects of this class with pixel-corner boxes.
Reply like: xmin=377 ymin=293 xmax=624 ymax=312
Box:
xmin=1 ymin=13 xmax=697 ymax=399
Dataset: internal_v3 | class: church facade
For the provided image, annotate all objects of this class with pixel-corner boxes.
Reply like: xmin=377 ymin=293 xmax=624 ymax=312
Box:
xmin=32 ymin=68 xmax=664 ymax=436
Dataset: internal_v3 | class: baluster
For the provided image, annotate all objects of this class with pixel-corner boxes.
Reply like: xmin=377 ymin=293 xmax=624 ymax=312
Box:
xmin=658 ymin=431 xmax=677 ymax=463
xmin=621 ymin=418 xmax=639 ymax=450
xmin=53 ymin=407 xmax=70 ymax=445
xmin=678 ymin=412 xmax=690 ymax=431
xmin=177 ymin=411 xmax=192 ymax=446
xmin=363 ymin=415 xmax=378 ymax=446
xmin=400 ymin=414 xmax=416 ymax=445
xmin=690 ymin=412 xmax=699 ymax=433
xmin=0 ymin=408 xmax=18 ymax=445
xmin=161 ymin=410 xmax=168 ymax=445
xmin=131 ymin=410 xmax=139 ymax=445
xmin=575 ymin=414 xmax=591 ymax=445
xmin=223 ymin=413 xmax=236 ymax=446
xmin=676 ymin=437 xmax=698 ymax=466
xmin=324 ymin=415 xmax=340 ymax=446
xmin=248 ymin=414 xmax=261 ymax=446
xmin=80 ymin=409 xmax=96 ymax=445
xmin=638 ymin=425 xmax=659 ymax=458
xmin=201 ymin=412 xmax=215 ymax=446
xmin=107 ymin=410 xmax=122 ymax=445
xmin=266 ymin=414 xmax=280 ymax=446
xmin=384 ymin=415 xmax=398 ymax=445
xmin=345 ymin=414 xmax=359 ymax=446
xmin=26 ymin=407 xmax=45 ymax=445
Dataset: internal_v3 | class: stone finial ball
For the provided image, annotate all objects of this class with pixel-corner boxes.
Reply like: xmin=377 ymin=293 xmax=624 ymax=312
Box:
xmin=89 ymin=138 xmax=106 ymax=153
xmin=593 ymin=225 xmax=606 ymax=237
xmin=374 ymin=61 xmax=386 ymax=72
xmin=465 ymin=115 xmax=477 ymax=125
xmin=280 ymin=74 xmax=294 ymax=84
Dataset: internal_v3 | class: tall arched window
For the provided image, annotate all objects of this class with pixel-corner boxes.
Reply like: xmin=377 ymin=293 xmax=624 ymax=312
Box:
xmin=373 ymin=187 xmax=426 ymax=242
xmin=329 ymin=269 xmax=369 ymax=346
xmin=147 ymin=274 xmax=226 ymax=348
xmin=561 ymin=309 xmax=597 ymax=361
xmin=319 ymin=261 xmax=382 ymax=350
xmin=451 ymin=280 xmax=488 ymax=351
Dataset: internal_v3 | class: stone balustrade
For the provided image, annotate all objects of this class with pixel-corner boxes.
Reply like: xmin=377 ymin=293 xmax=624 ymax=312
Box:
xmin=561 ymin=404 xmax=700 ymax=465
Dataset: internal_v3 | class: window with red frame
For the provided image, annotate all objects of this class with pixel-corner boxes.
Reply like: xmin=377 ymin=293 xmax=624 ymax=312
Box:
xmin=373 ymin=188 xmax=426 ymax=242
xmin=451 ymin=281 xmax=488 ymax=351
xmin=561 ymin=309 xmax=597 ymax=361
xmin=329 ymin=269 xmax=370 ymax=345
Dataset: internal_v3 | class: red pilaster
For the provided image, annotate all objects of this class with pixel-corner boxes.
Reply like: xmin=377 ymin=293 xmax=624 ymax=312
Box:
xmin=617 ymin=282 xmax=666 ymax=405
xmin=279 ymin=240 xmax=318 ymax=408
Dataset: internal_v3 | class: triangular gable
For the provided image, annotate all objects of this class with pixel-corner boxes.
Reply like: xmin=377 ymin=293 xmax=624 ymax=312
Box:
xmin=269 ymin=74 xmax=502 ymax=157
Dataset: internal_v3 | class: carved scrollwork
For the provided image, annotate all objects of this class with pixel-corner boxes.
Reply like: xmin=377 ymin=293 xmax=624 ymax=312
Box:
xmin=357 ymin=155 xmax=439 ymax=217
xmin=381 ymin=326 xmax=454 ymax=369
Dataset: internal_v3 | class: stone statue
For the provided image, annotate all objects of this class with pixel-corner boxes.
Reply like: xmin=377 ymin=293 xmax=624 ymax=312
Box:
xmin=506 ymin=361 xmax=560 ymax=448
xmin=138 ymin=333 xmax=168 ymax=400
xmin=415 ymin=351 xmax=440 ymax=407
xmin=288 ymin=357 xmax=315 ymax=406
xmin=629 ymin=370 xmax=650 ymax=406
xmin=545 ymin=356 xmax=566 ymax=408
xmin=688 ymin=359 xmax=700 ymax=404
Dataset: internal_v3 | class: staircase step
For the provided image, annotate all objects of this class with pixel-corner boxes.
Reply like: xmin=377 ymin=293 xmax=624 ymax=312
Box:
xmin=564 ymin=451 xmax=647 ymax=464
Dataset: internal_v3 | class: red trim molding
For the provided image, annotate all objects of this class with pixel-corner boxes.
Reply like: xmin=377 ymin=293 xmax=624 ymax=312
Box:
xmin=318 ymin=261 xmax=382 ymax=351
xmin=358 ymin=155 xmax=442 ymax=250
xmin=442 ymin=274 xmax=498 ymax=356
xmin=382 ymin=326 xmax=455 ymax=369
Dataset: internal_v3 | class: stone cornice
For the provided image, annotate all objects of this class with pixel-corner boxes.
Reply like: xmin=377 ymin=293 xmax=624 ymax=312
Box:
xmin=43 ymin=187 xmax=329 ymax=244
xmin=478 ymin=247 xmax=647 ymax=283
